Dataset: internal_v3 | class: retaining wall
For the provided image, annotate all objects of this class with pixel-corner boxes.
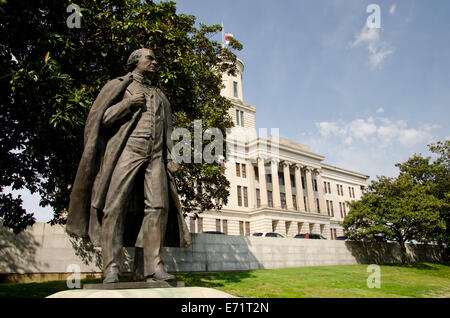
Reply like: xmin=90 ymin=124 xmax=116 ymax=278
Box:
xmin=0 ymin=223 xmax=441 ymax=280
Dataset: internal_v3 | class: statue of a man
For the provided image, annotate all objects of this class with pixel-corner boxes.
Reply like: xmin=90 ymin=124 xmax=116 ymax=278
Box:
xmin=66 ymin=48 xmax=191 ymax=283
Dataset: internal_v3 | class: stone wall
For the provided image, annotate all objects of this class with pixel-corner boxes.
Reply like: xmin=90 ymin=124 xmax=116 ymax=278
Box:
xmin=0 ymin=223 xmax=441 ymax=281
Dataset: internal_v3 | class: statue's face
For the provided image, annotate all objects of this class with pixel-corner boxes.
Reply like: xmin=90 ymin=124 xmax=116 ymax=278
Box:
xmin=135 ymin=49 xmax=158 ymax=77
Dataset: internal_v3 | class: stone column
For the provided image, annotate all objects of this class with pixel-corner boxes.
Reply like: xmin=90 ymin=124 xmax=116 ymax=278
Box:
xmin=294 ymin=164 xmax=306 ymax=212
xmin=257 ymin=157 xmax=268 ymax=208
xmin=314 ymin=169 xmax=326 ymax=214
xmin=304 ymin=166 xmax=316 ymax=212
xmin=270 ymin=159 xmax=281 ymax=209
xmin=282 ymin=161 xmax=294 ymax=210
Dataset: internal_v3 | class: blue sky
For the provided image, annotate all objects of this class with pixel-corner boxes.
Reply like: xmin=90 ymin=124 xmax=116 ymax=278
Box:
xmin=25 ymin=0 xmax=450 ymax=221
xmin=175 ymin=0 xmax=449 ymax=178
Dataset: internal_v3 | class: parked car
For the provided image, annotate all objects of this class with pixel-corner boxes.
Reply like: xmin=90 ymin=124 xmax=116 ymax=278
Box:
xmin=294 ymin=233 xmax=327 ymax=240
xmin=252 ymin=232 xmax=285 ymax=238
xmin=203 ymin=231 xmax=226 ymax=235
xmin=336 ymin=236 xmax=349 ymax=241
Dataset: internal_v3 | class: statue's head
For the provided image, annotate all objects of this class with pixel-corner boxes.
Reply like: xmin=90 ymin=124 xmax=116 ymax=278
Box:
xmin=126 ymin=48 xmax=158 ymax=78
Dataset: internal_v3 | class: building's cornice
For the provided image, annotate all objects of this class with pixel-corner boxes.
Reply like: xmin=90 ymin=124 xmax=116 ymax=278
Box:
xmin=199 ymin=207 xmax=333 ymax=222
xmin=321 ymin=163 xmax=370 ymax=180
xmin=230 ymin=99 xmax=256 ymax=112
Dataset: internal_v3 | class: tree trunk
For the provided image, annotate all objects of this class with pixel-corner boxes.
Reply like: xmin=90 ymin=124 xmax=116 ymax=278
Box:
xmin=399 ymin=240 xmax=409 ymax=265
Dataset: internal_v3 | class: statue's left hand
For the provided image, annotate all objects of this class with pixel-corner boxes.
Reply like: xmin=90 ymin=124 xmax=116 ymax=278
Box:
xmin=167 ymin=161 xmax=180 ymax=174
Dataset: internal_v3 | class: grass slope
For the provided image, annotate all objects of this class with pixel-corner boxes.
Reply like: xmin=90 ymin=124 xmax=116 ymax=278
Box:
xmin=0 ymin=262 xmax=448 ymax=298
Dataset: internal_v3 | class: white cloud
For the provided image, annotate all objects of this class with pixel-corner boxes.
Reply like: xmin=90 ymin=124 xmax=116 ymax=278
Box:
xmin=316 ymin=121 xmax=346 ymax=137
xmin=350 ymin=26 xmax=394 ymax=69
xmin=376 ymin=107 xmax=384 ymax=113
xmin=348 ymin=118 xmax=377 ymax=142
xmin=368 ymin=42 xmax=394 ymax=68
xmin=350 ymin=26 xmax=379 ymax=48
xmin=316 ymin=117 xmax=432 ymax=147
xmin=389 ymin=4 xmax=397 ymax=15
xmin=303 ymin=115 xmax=438 ymax=179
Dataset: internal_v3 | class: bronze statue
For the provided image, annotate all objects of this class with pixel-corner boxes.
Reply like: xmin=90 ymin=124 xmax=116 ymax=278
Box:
xmin=66 ymin=48 xmax=191 ymax=283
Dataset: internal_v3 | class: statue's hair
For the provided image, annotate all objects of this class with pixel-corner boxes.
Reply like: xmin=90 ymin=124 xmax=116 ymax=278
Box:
xmin=126 ymin=48 xmax=151 ymax=72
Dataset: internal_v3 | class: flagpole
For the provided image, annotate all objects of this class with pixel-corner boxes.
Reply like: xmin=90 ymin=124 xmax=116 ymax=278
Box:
xmin=221 ymin=21 xmax=224 ymax=48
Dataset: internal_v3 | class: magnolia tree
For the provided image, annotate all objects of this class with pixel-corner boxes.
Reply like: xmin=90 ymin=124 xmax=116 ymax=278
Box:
xmin=344 ymin=140 xmax=449 ymax=264
xmin=0 ymin=0 xmax=243 ymax=233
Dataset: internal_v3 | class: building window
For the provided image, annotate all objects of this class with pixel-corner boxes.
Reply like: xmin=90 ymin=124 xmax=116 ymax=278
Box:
xmin=241 ymin=164 xmax=247 ymax=178
xmin=245 ymin=222 xmax=250 ymax=236
xmin=330 ymin=229 xmax=334 ymax=240
xmin=256 ymin=189 xmax=261 ymax=208
xmin=324 ymin=181 xmax=328 ymax=193
xmin=313 ymin=179 xmax=318 ymax=191
xmin=236 ymin=162 xmax=240 ymax=177
xmin=280 ymin=193 xmax=286 ymax=209
xmin=285 ymin=221 xmax=291 ymax=235
xmin=235 ymin=108 xmax=244 ymax=127
xmin=222 ymin=220 xmax=228 ymax=234
xmin=348 ymin=186 xmax=352 ymax=198
xmin=340 ymin=185 xmax=343 ymax=196
xmin=243 ymin=186 xmax=248 ymax=207
xmin=267 ymin=191 xmax=273 ymax=208
xmin=301 ymin=176 xmax=305 ymax=189
xmin=254 ymin=166 xmax=259 ymax=181
xmin=343 ymin=203 xmax=347 ymax=217
xmin=278 ymin=172 xmax=284 ymax=186
xmin=297 ymin=222 xmax=303 ymax=233
xmin=304 ymin=196 xmax=307 ymax=210
xmin=266 ymin=173 xmax=272 ymax=184
xmin=216 ymin=219 xmax=221 ymax=232
xmin=316 ymin=198 xmax=320 ymax=213
xmin=292 ymin=195 xmax=297 ymax=210
xmin=290 ymin=174 xmax=295 ymax=188
xmin=197 ymin=217 xmax=203 ymax=233
xmin=327 ymin=182 xmax=331 ymax=194
xmin=337 ymin=184 xmax=340 ymax=196
xmin=190 ymin=217 xmax=195 ymax=233
xmin=339 ymin=203 xmax=343 ymax=218
xmin=237 ymin=186 xmax=242 ymax=206
xmin=233 ymin=81 xmax=238 ymax=97
xmin=326 ymin=200 xmax=330 ymax=216
xmin=330 ymin=200 xmax=334 ymax=217
xmin=352 ymin=187 xmax=355 ymax=198
xmin=239 ymin=221 xmax=244 ymax=235
xmin=272 ymin=220 xmax=278 ymax=232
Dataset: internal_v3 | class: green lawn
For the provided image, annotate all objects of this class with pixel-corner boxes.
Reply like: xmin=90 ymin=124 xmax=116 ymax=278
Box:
xmin=0 ymin=262 xmax=448 ymax=298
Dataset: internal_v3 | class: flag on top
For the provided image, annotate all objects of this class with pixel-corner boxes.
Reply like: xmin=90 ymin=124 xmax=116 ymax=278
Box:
xmin=225 ymin=32 xmax=233 ymax=46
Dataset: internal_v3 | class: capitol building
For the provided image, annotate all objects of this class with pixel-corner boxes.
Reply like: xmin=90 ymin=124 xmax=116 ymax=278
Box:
xmin=186 ymin=58 xmax=369 ymax=239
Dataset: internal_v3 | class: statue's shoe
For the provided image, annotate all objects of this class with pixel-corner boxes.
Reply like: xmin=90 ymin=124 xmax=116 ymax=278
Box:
xmin=146 ymin=268 xmax=175 ymax=282
xmin=103 ymin=267 xmax=120 ymax=283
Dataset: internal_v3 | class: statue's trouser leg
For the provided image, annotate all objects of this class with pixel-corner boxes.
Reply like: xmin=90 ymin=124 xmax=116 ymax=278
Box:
xmin=140 ymin=154 xmax=169 ymax=277
xmin=101 ymin=137 xmax=148 ymax=275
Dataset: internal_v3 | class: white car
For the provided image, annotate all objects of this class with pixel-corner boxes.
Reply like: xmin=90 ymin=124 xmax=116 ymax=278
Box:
xmin=252 ymin=232 xmax=285 ymax=238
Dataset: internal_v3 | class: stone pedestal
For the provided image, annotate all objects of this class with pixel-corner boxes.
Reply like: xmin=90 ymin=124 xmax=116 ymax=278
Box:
xmin=83 ymin=280 xmax=184 ymax=289
xmin=47 ymin=287 xmax=237 ymax=298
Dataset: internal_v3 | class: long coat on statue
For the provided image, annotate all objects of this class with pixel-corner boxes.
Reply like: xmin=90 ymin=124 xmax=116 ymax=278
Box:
xmin=66 ymin=72 xmax=191 ymax=248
